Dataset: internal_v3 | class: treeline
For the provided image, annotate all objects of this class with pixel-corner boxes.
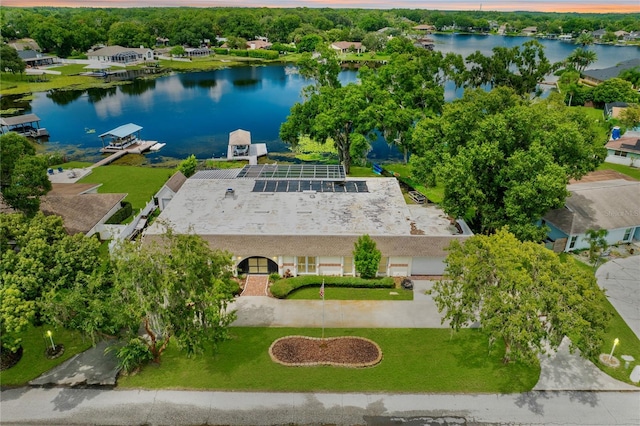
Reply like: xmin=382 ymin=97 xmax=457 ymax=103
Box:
xmin=1 ymin=7 xmax=639 ymax=57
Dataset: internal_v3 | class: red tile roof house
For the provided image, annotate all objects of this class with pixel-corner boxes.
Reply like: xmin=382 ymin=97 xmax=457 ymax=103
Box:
xmin=331 ymin=41 xmax=366 ymax=54
xmin=605 ymin=131 xmax=640 ymax=168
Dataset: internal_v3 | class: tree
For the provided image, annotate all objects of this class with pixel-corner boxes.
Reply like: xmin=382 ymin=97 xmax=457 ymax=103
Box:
xmin=565 ymin=47 xmax=597 ymax=73
xmin=592 ymin=78 xmax=640 ymax=105
xmin=0 ymin=45 xmax=26 ymax=75
xmin=361 ymin=32 xmax=387 ymax=53
xmin=575 ymin=32 xmax=595 ymax=47
xmin=0 ymin=285 xmax=35 ymax=354
xmin=618 ymin=67 xmax=640 ymax=89
xmin=296 ymin=34 xmax=322 ymax=53
xmin=619 ymin=104 xmax=640 ymax=129
xmin=0 ymin=133 xmax=51 ymax=217
xmin=178 ymin=154 xmax=198 ymax=178
xmin=169 ymin=45 xmax=186 ymax=58
xmin=463 ymin=40 xmax=556 ymax=97
xmin=353 ymin=234 xmax=381 ymax=279
xmin=430 ymin=229 xmax=611 ymax=365
xmin=410 ymin=88 xmax=605 ymax=241
xmin=585 ymin=228 xmax=609 ymax=267
xmin=110 ymin=228 xmax=238 ymax=363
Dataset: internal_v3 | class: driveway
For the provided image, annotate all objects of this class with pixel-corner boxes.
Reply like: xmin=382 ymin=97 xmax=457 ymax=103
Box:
xmin=596 ymin=255 xmax=640 ymax=339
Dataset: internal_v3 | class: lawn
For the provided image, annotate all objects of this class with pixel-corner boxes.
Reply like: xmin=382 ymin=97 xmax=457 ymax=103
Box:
xmin=0 ymin=326 xmax=92 ymax=387
xmin=597 ymin=162 xmax=640 ymax=181
xmin=77 ymin=165 xmax=173 ymax=210
xmin=117 ymin=327 xmax=539 ymax=393
xmin=287 ymin=287 xmax=413 ymax=300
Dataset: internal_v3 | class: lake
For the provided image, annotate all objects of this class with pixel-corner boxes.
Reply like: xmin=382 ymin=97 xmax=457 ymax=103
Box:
xmin=10 ymin=35 xmax=640 ymax=163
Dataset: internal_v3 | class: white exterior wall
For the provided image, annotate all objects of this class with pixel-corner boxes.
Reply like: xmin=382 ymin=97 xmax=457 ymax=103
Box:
xmin=411 ymin=257 xmax=447 ymax=275
xmin=318 ymin=256 xmax=342 ymax=276
xmin=565 ymin=226 xmax=637 ymax=251
xmin=388 ymin=256 xmax=411 ymax=277
xmin=605 ymin=152 xmax=640 ymax=167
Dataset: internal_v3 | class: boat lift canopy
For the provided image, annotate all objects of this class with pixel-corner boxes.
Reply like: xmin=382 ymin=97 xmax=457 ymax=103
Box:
xmin=0 ymin=113 xmax=46 ymax=136
xmin=99 ymin=123 xmax=143 ymax=149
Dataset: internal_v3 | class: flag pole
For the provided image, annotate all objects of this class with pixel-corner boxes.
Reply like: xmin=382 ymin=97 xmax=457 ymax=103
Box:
xmin=320 ymin=279 xmax=325 ymax=340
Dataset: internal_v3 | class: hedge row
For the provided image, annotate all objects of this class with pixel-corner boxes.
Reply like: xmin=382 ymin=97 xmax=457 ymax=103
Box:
xmin=105 ymin=201 xmax=132 ymax=224
xmin=248 ymin=49 xmax=280 ymax=60
xmin=269 ymin=276 xmax=395 ymax=299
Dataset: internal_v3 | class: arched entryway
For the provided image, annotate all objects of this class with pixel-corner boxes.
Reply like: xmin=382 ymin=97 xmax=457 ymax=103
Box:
xmin=237 ymin=256 xmax=278 ymax=275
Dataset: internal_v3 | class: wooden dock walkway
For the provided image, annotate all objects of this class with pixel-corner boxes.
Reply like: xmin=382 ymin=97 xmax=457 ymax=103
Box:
xmin=94 ymin=141 xmax=158 ymax=168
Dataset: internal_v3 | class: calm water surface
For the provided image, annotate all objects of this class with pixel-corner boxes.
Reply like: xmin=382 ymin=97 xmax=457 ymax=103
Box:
xmin=15 ymin=36 xmax=640 ymax=163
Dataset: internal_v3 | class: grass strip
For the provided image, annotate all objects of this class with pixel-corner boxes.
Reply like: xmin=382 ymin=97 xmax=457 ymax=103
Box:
xmin=117 ymin=327 xmax=539 ymax=393
xmin=287 ymin=286 xmax=413 ymax=300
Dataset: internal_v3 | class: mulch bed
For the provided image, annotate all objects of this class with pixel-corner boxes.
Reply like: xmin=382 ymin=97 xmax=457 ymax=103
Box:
xmin=1 ymin=346 xmax=23 ymax=371
xmin=269 ymin=335 xmax=382 ymax=368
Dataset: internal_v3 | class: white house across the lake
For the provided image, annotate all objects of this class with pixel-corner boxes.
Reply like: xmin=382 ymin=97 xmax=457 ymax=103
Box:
xmin=144 ymin=164 xmax=472 ymax=277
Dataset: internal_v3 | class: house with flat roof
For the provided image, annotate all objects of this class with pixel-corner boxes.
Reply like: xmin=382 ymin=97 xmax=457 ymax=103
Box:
xmin=144 ymin=165 xmax=472 ymax=277
xmin=543 ymin=179 xmax=640 ymax=252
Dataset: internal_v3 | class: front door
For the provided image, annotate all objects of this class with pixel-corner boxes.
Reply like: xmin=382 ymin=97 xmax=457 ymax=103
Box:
xmin=238 ymin=257 xmax=278 ymax=275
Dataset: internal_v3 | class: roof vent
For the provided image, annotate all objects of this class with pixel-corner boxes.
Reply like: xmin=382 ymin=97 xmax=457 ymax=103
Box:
xmin=225 ymin=188 xmax=235 ymax=197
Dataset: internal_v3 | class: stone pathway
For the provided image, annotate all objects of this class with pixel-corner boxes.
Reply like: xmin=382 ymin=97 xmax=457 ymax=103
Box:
xmin=240 ymin=275 xmax=270 ymax=296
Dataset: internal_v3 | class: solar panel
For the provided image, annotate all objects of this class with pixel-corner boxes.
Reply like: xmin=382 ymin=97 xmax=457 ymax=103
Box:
xmin=238 ymin=164 xmax=346 ymax=180
xmin=252 ymin=180 xmax=368 ymax=193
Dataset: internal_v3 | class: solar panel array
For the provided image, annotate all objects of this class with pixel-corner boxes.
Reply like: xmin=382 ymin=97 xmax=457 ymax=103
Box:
xmin=252 ymin=180 xmax=368 ymax=193
xmin=237 ymin=164 xmax=345 ymax=180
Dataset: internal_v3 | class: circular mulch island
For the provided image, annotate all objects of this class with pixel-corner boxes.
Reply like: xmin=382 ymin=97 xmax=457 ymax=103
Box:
xmin=599 ymin=353 xmax=620 ymax=368
xmin=0 ymin=346 xmax=23 ymax=371
xmin=269 ymin=335 xmax=382 ymax=368
xmin=45 ymin=344 xmax=65 ymax=360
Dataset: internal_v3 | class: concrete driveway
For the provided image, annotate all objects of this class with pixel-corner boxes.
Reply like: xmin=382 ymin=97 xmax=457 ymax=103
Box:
xmin=596 ymin=256 xmax=640 ymax=339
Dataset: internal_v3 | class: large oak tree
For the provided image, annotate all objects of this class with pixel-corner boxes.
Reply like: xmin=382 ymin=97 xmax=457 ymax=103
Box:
xmin=430 ymin=229 xmax=611 ymax=365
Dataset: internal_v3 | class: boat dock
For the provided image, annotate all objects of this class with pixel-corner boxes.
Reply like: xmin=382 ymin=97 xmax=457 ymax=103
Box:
xmin=226 ymin=129 xmax=268 ymax=165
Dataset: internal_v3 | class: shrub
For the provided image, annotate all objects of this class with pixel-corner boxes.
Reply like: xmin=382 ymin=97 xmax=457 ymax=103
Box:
xmin=213 ymin=48 xmax=229 ymax=55
xmin=107 ymin=337 xmax=153 ymax=375
xmin=268 ymin=272 xmax=281 ymax=283
xmin=269 ymin=275 xmax=394 ymax=299
xmin=105 ymin=201 xmax=133 ymax=224
xmin=353 ymin=235 xmax=381 ymax=279
xmin=248 ymin=49 xmax=280 ymax=60
xmin=228 ymin=49 xmax=249 ymax=57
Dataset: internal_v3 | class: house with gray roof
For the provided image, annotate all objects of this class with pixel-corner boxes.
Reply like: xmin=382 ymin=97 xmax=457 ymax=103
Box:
xmin=17 ymin=49 xmax=58 ymax=67
xmin=40 ymin=183 xmax=127 ymax=236
xmin=605 ymin=130 xmax=640 ymax=167
xmin=543 ymin=179 xmax=640 ymax=252
xmin=87 ymin=45 xmax=154 ymax=64
xmin=582 ymin=58 xmax=640 ymax=85
xmin=144 ymin=165 xmax=472 ymax=277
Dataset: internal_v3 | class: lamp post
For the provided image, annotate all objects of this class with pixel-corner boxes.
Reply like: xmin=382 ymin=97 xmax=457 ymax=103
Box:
xmin=46 ymin=330 xmax=56 ymax=351
xmin=608 ymin=338 xmax=619 ymax=361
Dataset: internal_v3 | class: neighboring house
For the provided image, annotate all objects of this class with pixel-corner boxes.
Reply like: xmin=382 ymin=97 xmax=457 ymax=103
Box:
xmin=615 ymin=30 xmax=630 ymax=39
xmin=605 ymin=130 xmax=640 ymax=167
xmin=40 ymin=183 xmax=127 ymax=237
xmin=521 ymin=26 xmax=538 ymax=36
xmin=543 ymin=179 xmax=640 ymax=252
xmin=625 ymin=31 xmax=640 ymax=41
xmin=413 ymin=24 xmax=436 ymax=32
xmin=144 ymin=164 xmax=473 ymax=277
xmin=17 ymin=49 xmax=58 ymax=67
xmin=184 ymin=47 xmax=211 ymax=57
xmin=497 ymin=24 xmax=508 ymax=35
xmin=604 ymin=102 xmax=628 ymax=119
xmin=154 ymin=171 xmax=187 ymax=211
xmin=247 ymin=40 xmax=272 ymax=50
xmin=413 ymin=38 xmax=435 ymax=50
xmin=87 ymin=45 xmax=154 ymax=64
xmin=8 ymin=38 xmax=41 ymax=52
xmin=582 ymin=58 xmax=640 ymax=85
xmin=331 ymin=41 xmax=365 ymax=54
xmin=591 ymin=29 xmax=607 ymax=39
xmin=155 ymin=37 xmax=170 ymax=46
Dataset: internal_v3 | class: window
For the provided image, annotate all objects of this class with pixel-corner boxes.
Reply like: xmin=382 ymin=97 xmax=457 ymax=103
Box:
xmin=623 ymin=228 xmax=632 ymax=241
xmin=343 ymin=256 xmax=353 ymax=275
xmin=378 ymin=256 xmax=388 ymax=275
xmin=614 ymin=150 xmax=628 ymax=157
xmin=297 ymin=256 xmax=316 ymax=274
xmin=569 ymin=236 xmax=578 ymax=249
xmin=248 ymin=257 xmax=269 ymax=274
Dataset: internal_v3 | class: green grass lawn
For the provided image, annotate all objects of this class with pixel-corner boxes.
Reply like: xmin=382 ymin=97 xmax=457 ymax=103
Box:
xmin=118 ymin=327 xmax=539 ymax=393
xmin=287 ymin=287 xmax=413 ymax=300
xmin=77 ymin=165 xmax=173 ymax=210
xmin=0 ymin=326 xmax=92 ymax=386
xmin=597 ymin=162 xmax=640 ymax=181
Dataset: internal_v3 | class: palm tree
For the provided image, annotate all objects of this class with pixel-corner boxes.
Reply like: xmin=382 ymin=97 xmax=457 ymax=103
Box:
xmin=575 ymin=32 xmax=594 ymax=47
xmin=566 ymin=47 xmax=597 ymax=73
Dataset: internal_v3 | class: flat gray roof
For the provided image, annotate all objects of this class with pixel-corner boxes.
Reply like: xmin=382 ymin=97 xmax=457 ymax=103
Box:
xmin=1 ymin=113 xmax=42 ymax=127
xmin=147 ymin=175 xmax=460 ymax=237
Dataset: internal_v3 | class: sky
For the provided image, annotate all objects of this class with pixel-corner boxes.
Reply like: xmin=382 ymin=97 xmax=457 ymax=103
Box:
xmin=3 ymin=0 xmax=639 ymax=13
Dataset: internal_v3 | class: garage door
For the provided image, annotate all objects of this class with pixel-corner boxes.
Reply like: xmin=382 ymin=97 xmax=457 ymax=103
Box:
xmin=411 ymin=257 xmax=446 ymax=275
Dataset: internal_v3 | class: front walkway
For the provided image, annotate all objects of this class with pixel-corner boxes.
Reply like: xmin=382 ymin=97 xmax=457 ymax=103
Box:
xmin=240 ymin=275 xmax=270 ymax=296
